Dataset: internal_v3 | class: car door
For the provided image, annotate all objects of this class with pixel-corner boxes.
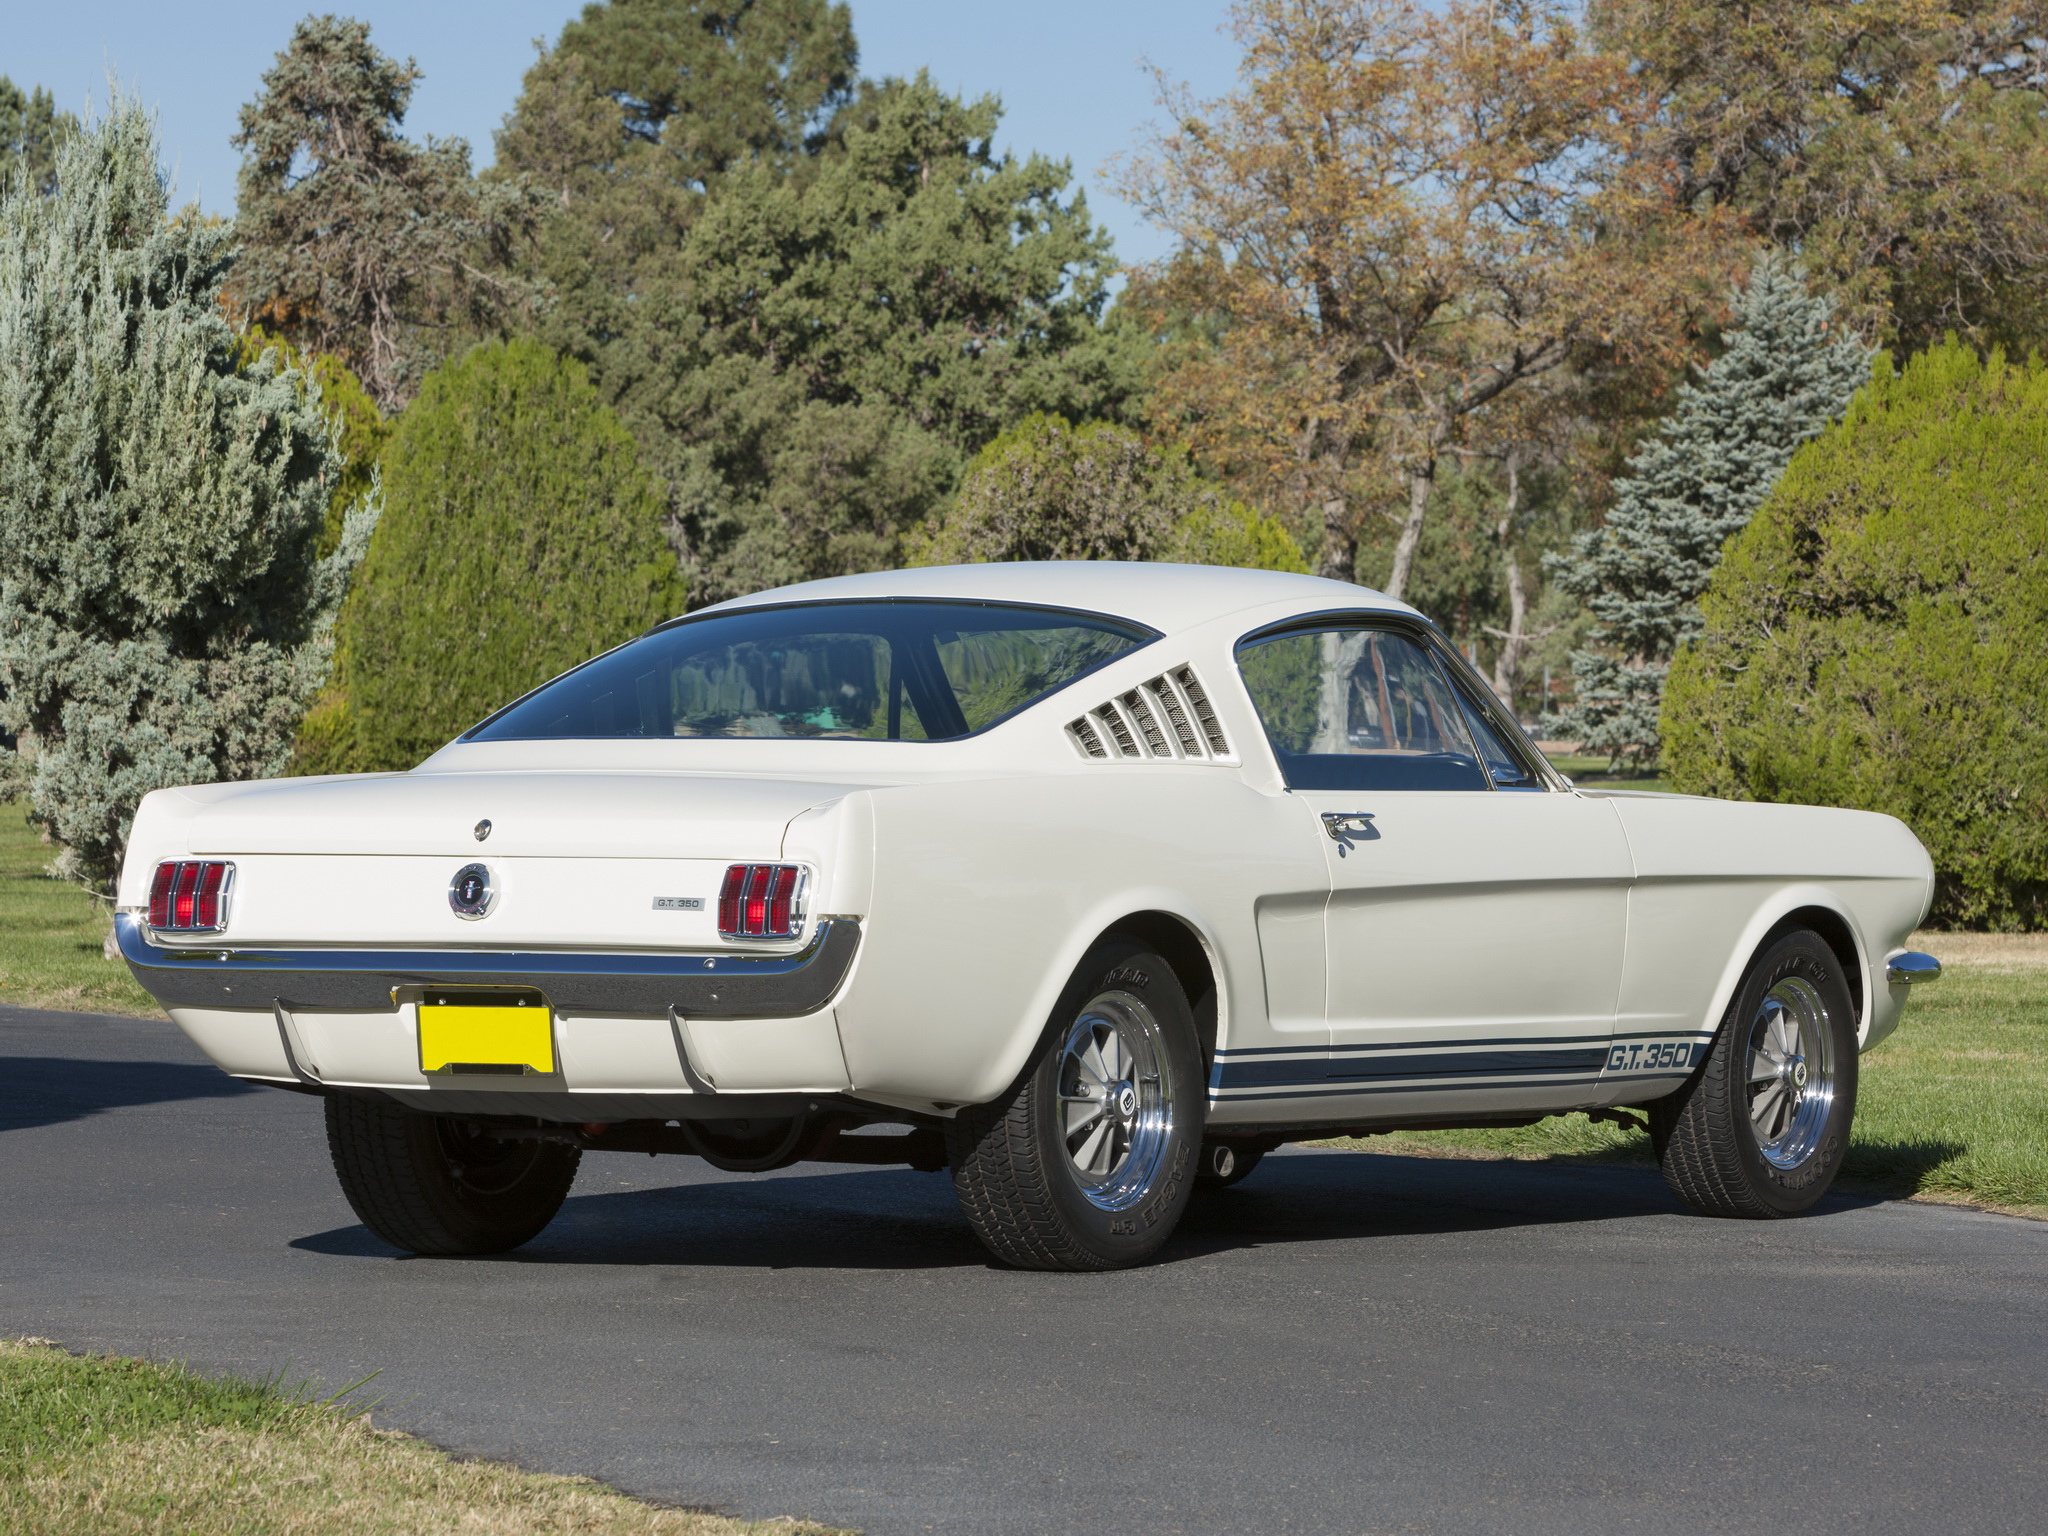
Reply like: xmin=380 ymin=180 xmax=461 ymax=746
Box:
xmin=1235 ymin=619 xmax=1634 ymax=1123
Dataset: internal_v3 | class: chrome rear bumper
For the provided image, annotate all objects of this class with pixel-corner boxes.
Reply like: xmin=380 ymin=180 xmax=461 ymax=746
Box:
xmin=115 ymin=912 xmax=861 ymax=1018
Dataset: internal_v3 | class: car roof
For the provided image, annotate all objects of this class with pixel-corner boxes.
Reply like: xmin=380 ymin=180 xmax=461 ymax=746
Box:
xmin=695 ymin=561 xmax=1416 ymax=635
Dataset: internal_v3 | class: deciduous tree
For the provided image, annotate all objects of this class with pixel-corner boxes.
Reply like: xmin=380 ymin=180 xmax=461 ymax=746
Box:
xmin=1591 ymin=0 xmax=2048 ymax=350
xmin=910 ymin=414 xmax=1307 ymax=572
xmin=1120 ymin=0 xmax=1729 ymax=597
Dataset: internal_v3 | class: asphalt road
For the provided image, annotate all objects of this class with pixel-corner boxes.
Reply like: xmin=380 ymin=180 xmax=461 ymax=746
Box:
xmin=3 ymin=1003 xmax=2044 ymax=1535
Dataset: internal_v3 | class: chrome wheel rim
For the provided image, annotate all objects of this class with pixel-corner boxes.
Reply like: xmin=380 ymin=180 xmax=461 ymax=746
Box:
xmin=1744 ymin=976 xmax=1836 ymax=1169
xmin=1056 ymin=990 xmax=1173 ymax=1212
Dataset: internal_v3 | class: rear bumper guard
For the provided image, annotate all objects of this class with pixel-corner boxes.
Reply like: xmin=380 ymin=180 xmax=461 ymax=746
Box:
xmin=114 ymin=911 xmax=862 ymax=1018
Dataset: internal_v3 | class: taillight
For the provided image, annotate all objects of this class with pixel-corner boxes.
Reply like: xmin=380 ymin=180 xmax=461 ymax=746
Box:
xmin=718 ymin=863 xmax=805 ymax=939
xmin=147 ymin=860 xmax=234 ymax=932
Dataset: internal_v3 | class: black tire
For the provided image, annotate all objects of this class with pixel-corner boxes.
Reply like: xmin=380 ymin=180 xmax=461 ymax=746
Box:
xmin=946 ymin=943 xmax=1204 ymax=1271
xmin=1652 ymin=930 xmax=1858 ymax=1219
xmin=1194 ymin=1143 xmax=1265 ymax=1190
xmin=324 ymin=1095 xmax=581 ymax=1255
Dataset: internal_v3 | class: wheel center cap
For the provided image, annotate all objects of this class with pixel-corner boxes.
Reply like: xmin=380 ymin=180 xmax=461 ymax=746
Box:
xmin=1791 ymin=1059 xmax=1808 ymax=1089
xmin=1115 ymin=1083 xmax=1138 ymax=1118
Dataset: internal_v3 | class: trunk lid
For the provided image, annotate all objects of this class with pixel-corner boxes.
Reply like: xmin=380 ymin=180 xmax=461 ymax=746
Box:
xmin=151 ymin=771 xmax=862 ymax=950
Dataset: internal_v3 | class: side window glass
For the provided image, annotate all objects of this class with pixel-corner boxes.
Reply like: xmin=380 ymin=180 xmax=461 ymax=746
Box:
xmin=1449 ymin=678 xmax=1544 ymax=790
xmin=1237 ymin=628 xmax=1490 ymax=791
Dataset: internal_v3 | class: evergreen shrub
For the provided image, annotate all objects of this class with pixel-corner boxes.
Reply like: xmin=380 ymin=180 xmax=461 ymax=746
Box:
xmin=0 ymin=103 xmax=367 ymax=891
xmin=1663 ymin=340 xmax=2048 ymax=929
xmin=336 ymin=338 xmax=684 ymax=771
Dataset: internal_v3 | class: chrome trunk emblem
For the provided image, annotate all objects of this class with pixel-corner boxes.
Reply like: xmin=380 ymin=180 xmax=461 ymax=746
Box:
xmin=449 ymin=863 xmax=495 ymax=919
xmin=473 ymin=819 xmax=492 ymax=842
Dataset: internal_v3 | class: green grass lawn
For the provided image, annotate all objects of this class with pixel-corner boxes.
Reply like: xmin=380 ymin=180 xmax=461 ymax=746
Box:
xmin=1541 ymin=751 xmax=1671 ymax=794
xmin=0 ymin=806 xmax=156 ymax=1016
xmin=0 ymin=1338 xmax=836 ymax=1535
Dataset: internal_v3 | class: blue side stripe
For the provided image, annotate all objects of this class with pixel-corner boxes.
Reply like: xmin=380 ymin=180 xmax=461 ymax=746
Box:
xmin=1215 ymin=1030 xmax=1616 ymax=1058
xmin=1211 ymin=1072 xmax=1634 ymax=1105
xmin=1329 ymin=1046 xmax=1609 ymax=1081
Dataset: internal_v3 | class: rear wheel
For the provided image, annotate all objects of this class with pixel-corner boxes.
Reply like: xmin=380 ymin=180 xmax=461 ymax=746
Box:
xmin=946 ymin=944 xmax=1203 ymax=1270
xmin=1652 ymin=930 xmax=1858 ymax=1218
xmin=325 ymin=1096 xmax=580 ymax=1255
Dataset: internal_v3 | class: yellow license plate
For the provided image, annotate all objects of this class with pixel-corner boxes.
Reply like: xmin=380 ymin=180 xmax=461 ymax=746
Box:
xmin=418 ymin=990 xmax=554 ymax=1075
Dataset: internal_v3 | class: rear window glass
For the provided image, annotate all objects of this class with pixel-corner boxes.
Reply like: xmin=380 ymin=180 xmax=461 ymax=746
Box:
xmin=1237 ymin=627 xmax=1490 ymax=791
xmin=466 ymin=600 xmax=1157 ymax=743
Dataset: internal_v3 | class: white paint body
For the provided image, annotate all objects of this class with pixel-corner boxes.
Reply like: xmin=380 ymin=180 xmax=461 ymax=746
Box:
xmin=116 ymin=564 xmax=1936 ymax=1126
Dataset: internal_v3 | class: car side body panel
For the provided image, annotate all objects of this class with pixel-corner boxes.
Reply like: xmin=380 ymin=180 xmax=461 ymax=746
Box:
xmin=834 ymin=771 xmax=1321 ymax=1115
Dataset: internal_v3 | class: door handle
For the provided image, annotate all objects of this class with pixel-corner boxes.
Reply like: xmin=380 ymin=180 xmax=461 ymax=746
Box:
xmin=1321 ymin=812 xmax=1376 ymax=841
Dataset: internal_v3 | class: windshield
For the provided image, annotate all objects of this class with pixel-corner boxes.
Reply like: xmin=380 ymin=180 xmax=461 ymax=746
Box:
xmin=466 ymin=599 xmax=1158 ymax=743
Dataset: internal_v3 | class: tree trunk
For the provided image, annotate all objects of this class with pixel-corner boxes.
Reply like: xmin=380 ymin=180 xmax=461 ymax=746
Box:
xmin=1316 ymin=493 xmax=1354 ymax=582
xmin=1383 ymin=459 xmax=1433 ymax=603
xmin=1312 ymin=631 xmax=1371 ymax=753
xmin=1490 ymin=453 xmax=1530 ymax=710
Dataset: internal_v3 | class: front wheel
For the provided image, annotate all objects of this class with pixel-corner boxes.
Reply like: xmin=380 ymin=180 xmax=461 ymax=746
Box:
xmin=325 ymin=1096 xmax=580 ymax=1255
xmin=1652 ymin=930 xmax=1858 ymax=1218
xmin=946 ymin=944 xmax=1204 ymax=1270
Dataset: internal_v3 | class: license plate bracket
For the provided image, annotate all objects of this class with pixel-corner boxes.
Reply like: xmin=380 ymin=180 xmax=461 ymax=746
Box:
xmin=418 ymin=989 xmax=554 ymax=1076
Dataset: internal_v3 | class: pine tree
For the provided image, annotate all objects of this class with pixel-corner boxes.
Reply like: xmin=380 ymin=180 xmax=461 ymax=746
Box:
xmin=1543 ymin=254 xmax=1870 ymax=765
xmin=231 ymin=16 xmax=546 ymax=411
xmin=0 ymin=77 xmax=76 ymax=197
xmin=0 ymin=102 xmax=374 ymax=892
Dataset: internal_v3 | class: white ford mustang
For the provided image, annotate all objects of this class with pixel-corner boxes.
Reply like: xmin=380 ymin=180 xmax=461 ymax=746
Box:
xmin=116 ymin=563 xmax=1942 ymax=1270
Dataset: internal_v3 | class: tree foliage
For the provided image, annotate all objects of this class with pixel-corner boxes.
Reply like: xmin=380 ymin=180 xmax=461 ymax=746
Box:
xmin=1545 ymin=255 xmax=1870 ymax=763
xmin=507 ymin=59 xmax=1138 ymax=604
xmin=910 ymin=414 xmax=1307 ymax=573
xmin=1120 ymin=0 xmax=1731 ymax=596
xmin=495 ymin=0 xmax=858 ymax=414
xmin=230 ymin=15 xmax=546 ymax=412
xmin=1664 ymin=340 xmax=2048 ymax=929
xmin=552 ymin=0 xmax=856 ymax=183
xmin=331 ymin=338 xmax=684 ymax=772
xmin=0 ymin=103 xmax=370 ymax=890
xmin=236 ymin=327 xmax=390 ymax=556
xmin=1592 ymin=0 xmax=2048 ymax=351
xmin=0 ymin=77 xmax=75 ymax=198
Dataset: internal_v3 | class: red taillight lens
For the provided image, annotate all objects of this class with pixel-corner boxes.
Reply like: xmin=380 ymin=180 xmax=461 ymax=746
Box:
xmin=195 ymin=862 xmax=228 ymax=929
xmin=767 ymin=865 xmax=798 ymax=933
xmin=171 ymin=862 xmax=200 ymax=927
xmin=148 ymin=862 xmax=176 ymax=928
xmin=718 ymin=863 xmax=805 ymax=938
xmin=147 ymin=861 xmax=234 ymax=932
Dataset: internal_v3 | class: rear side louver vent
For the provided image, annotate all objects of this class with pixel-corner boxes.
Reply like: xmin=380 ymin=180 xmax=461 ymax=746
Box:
xmin=1066 ymin=667 xmax=1233 ymax=763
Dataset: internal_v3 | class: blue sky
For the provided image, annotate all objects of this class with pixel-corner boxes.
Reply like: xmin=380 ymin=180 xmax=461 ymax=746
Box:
xmin=5 ymin=1 xmax=1240 ymax=267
